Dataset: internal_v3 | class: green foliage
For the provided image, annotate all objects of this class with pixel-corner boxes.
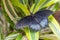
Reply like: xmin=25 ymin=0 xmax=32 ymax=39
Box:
xmin=49 ymin=15 xmax=60 ymax=40
xmin=0 ymin=0 xmax=60 ymax=40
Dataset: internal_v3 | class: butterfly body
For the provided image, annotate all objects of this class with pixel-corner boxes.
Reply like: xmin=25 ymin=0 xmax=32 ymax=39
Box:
xmin=15 ymin=10 xmax=53 ymax=31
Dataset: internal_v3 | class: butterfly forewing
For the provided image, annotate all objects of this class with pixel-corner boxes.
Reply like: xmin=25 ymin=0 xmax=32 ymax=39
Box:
xmin=34 ymin=10 xmax=53 ymax=17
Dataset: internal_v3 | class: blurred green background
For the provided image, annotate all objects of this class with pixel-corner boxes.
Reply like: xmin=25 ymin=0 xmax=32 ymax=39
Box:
xmin=0 ymin=0 xmax=60 ymax=40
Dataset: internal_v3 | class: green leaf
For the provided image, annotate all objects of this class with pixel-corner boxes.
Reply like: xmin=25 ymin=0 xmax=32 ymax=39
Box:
xmin=10 ymin=0 xmax=30 ymax=16
xmin=2 ymin=0 xmax=16 ymax=23
xmin=2 ymin=8 xmax=14 ymax=28
xmin=22 ymin=0 xmax=28 ymax=7
xmin=5 ymin=33 xmax=19 ymax=40
xmin=5 ymin=0 xmax=16 ymax=18
xmin=43 ymin=1 xmax=54 ymax=8
xmin=14 ymin=6 xmax=26 ymax=17
xmin=0 ymin=26 xmax=4 ymax=40
xmin=48 ymin=15 xmax=60 ymax=40
xmin=24 ymin=27 xmax=39 ymax=40
xmin=16 ymin=34 xmax=23 ymax=40
xmin=50 ymin=2 xmax=59 ymax=11
xmin=30 ymin=4 xmax=35 ymax=13
xmin=7 ymin=0 xmax=18 ymax=18
xmin=33 ymin=0 xmax=47 ymax=13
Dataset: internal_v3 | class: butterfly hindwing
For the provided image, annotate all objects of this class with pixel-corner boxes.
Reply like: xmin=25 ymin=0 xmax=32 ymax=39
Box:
xmin=40 ymin=18 xmax=48 ymax=28
xmin=29 ymin=17 xmax=41 ymax=31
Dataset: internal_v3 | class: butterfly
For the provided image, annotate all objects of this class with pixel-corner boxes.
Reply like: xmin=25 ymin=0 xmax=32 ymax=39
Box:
xmin=15 ymin=10 xmax=53 ymax=31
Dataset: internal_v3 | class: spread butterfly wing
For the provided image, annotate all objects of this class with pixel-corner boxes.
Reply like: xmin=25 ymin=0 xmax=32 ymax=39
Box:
xmin=15 ymin=16 xmax=31 ymax=29
xmin=34 ymin=10 xmax=53 ymax=28
xmin=34 ymin=15 xmax=48 ymax=28
xmin=15 ymin=16 xmax=41 ymax=31
xmin=15 ymin=9 xmax=53 ymax=31
xmin=34 ymin=10 xmax=53 ymax=18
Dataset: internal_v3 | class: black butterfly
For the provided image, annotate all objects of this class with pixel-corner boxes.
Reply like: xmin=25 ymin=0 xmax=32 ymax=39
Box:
xmin=15 ymin=10 xmax=53 ymax=31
